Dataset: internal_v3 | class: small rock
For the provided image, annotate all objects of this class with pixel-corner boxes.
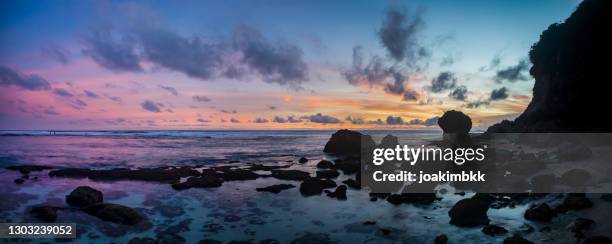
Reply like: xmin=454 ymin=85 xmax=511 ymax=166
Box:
xmin=271 ymin=170 xmax=310 ymax=181
xmin=482 ymin=224 xmax=508 ymax=236
xmin=434 ymin=234 xmax=448 ymax=244
xmin=290 ymin=232 xmax=331 ymax=244
xmin=342 ymin=178 xmax=361 ymax=189
xmin=524 ymin=203 xmax=556 ymax=222
xmin=14 ymin=178 xmax=24 ymax=184
xmin=66 ymin=186 xmax=103 ymax=207
xmin=503 ymin=234 xmax=533 ymax=244
xmin=83 ymin=203 xmax=142 ymax=225
xmin=568 ymin=218 xmax=594 ymax=239
xmin=172 ymin=174 xmax=223 ymax=190
xmin=325 ymin=185 xmax=347 ymax=200
xmin=316 ymin=160 xmax=333 ymax=169
xmin=316 ymin=170 xmax=339 ymax=178
xmin=30 ymin=206 xmax=58 ymax=222
xmin=299 ymin=178 xmax=337 ymax=196
xmin=582 ymin=236 xmax=612 ymax=244
xmin=256 ymin=184 xmax=295 ymax=194
xmin=299 ymin=157 xmax=308 ymax=164
xmin=448 ymin=198 xmax=490 ymax=227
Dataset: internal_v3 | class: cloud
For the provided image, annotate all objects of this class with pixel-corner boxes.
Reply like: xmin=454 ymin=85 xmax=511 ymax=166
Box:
xmin=0 ymin=65 xmax=52 ymax=91
xmin=345 ymin=116 xmax=365 ymax=125
xmin=159 ymin=85 xmax=178 ymax=96
xmin=254 ymin=117 xmax=269 ymax=123
xmin=368 ymin=118 xmax=385 ymax=125
xmin=304 ymin=113 xmax=341 ymax=124
xmin=430 ymin=71 xmax=457 ymax=93
xmin=82 ymin=28 xmax=142 ymax=72
xmin=232 ymin=26 xmax=308 ymax=87
xmin=192 ymin=95 xmax=211 ymax=102
xmin=41 ymin=44 xmax=70 ymax=65
xmin=273 ymin=116 xmax=287 ymax=123
xmin=402 ymin=89 xmax=419 ymax=101
xmin=449 ymin=85 xmax=468 ymax=101
xmin=268 ymin=105 xmax=277 ymax=110
xmin=44 ymin=107 xmax=60 ymax=115
xmin=479 ymin=55 xmax=501 ymax=72
xmin=141 ymin=100 xmax=162 ymax=113
xmin=494 ymin=59 xmax=530 ymax=83
xmin=230 ymin=118 xmax=240 ymax=123
xmin=490 ymin=87 xmax=509 ymax=100
xmin=465 ymin=100 xmax=490 ymax=109
xmin=386 ymin=115 xmax=404 ymax=125
xmin=84 ymin=90 xmax=99 ymax=98
xmin=221 ymin=109 xmax=237 ymax=114
xmin=408 ymin=116 xmax=439 ymax=126
xmin=53 ymin=88 xmax=74 ymax=97
xmin=137 ymin=27 xmax=226 ymax=80
xmin=343 ymin=46 xmax=390 ymax=86
xmin=196 ymin=118 xmax=209 ymax=123
xmin=378 ymin=6 xmax=424 ymax=62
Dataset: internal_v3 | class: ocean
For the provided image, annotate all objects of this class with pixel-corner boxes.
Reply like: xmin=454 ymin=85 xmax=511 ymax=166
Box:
xmin=0 ymin=130 xmax=579 ymax=243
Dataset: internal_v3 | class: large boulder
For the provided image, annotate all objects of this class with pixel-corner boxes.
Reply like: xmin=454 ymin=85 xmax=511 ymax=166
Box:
xmin=438 ymin=110 xmax=473 ymax=147
xmin=83 ymin=203 xmax=142 ymax=225
xmin=487 ymin=0 xmax=612 ymax=133
xmin=299 ymin=177 xmax=337 ymax=196
xmin=323 ymin=129 xmax=375 ymax=156
xmin=30 ymin=205 xmax=58 ymax=222
xmin=448 ymin=198 xmax=490 ymax=227
xmin=524 ymin=203 xmax=556 ymax=222
xmin=66 ymin=186 xmax=103 ymax=207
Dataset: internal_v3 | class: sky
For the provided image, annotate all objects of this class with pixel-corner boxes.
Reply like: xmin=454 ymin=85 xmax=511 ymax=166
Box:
xmin=0 ymin=0 xmax=581 ymax=130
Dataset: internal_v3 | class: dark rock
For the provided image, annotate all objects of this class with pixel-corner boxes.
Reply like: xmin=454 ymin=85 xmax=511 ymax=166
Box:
xmin=256 ymin=184 xmax=295 ymax=194
xmin=325 ymin=185 xmax=347 ymax=200
xmin=290 ymin=232 xmax=331 ymax=244
xmin=379 ymin=228 xmax=391 ymax=236
xmin=486 ymin=0 xmax=612 ymax=133
xmin=316 ymin=169 xmax=339 ymax=179
xmin=568 ymin=218 xmax=594 ymax=239
xmin=379 ymin=135 xmax=399 ymax=148
xmin=530 ymin=174 xmax=557 ymax=192
xmin=6 ymin=165 xmax=53 ymax=174
xmin=557 ymin=143 xmax=592 ymax=161
xmin=299 ymin=178 xmax=337 ymax=196
xmin=434 ymin=234 xmax=448 ymax=244
xmin=30 ymin=205 xmax=58 ymax=222
xmin=198 ymin=240 xmax=222 ymax=244
xmin=172 ymin=174 xmax=223 ymax=190
xmin=524 ymin=203 xmax=556 ymax=222
xmin=49 ymin=166 xmax=199 ymax=183
xmin=559 ymin=169 xmax=592 ymax=187
xmin=482 ymin=224 xmax=508 ymax=236
xmin=582 ymin=236 xmax=612 ymax=244
xmin=342 ymin=178 xmax=361 ymax=189
xmin=128 ymin=237 xmax=158 ymax=244
xmin=557 ymin=193 xmax=593 ymax=212
xmin=14 ymin=178 xmax=24 ymax=184
xmin=386 ymin=193 xmax=438 ymax=205
xmin=83 ymin=203 xmax=142 ymax=225
xmin=247 ymin=164 xmax=290 ymax=171
xmin=270 ymin=170 xmax=310 ymax=181
xmin=438 ymin=110 xmax=473 ymax=147
xmin=66 ymin=186 xmax=103 ymax=207
xmin=601 ymin=193 xmax=612 ymax=202
xmin=260 ymin=239 xmax=279 ymax=244
xmin=298 ymin=157 xmax=308 ymax=164
xmin=227 ymin=240 xmax=253 ymax=244
xmin=216 ymin=169 xmax=259 ymax=181
xmin=333 ymin=159 xmax=360 ymax=174
xmin=363 ymin=221 xmax=376 ymax=225
xmin=316 ymin=160 xmax=333 ymax=169
xmin=323 ymin=129 xmax=375 ymax=156
xmin=540 ymin=226 xmax=552 ymax=232
xmin=448 ymin=198 xmax=490 ymax=227
xmin=503 ymin=235 xmax=533 ymax=244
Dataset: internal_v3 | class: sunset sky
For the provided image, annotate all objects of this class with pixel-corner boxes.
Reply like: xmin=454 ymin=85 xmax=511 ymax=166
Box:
xmin=0 ymin=0 xmax=581 ymax=130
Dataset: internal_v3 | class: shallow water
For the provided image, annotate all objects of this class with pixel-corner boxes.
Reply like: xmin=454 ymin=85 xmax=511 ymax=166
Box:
xmin=0 ymin=130 xmax=591 ymax=243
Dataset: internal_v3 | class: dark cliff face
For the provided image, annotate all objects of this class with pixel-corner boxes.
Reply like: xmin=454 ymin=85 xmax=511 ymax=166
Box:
xmin=488 ymin=0 xmax=612 ymax=133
